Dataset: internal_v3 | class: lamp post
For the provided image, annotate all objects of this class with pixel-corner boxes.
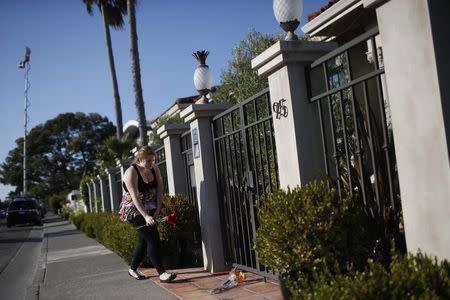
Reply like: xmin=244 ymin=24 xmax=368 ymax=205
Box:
xmin=273 ymin=0 xmax=303 ymax=41
xmin=193 ymin=50 xmax=213 ymax=104
xmin=18 ymin=47 xmax=31 ymax=195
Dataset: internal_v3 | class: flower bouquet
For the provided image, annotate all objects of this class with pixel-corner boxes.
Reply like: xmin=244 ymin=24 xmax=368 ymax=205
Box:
xmin=209 ymin=267 xmax=246 ymax=294
xmin=135 ymin=211 xmax=176 ymax=229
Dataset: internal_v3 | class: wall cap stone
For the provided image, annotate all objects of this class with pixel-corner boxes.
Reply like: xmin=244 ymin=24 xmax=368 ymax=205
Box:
xmin=181 ymin=104 xmax=233 ymax=123
xmin=157 ymin=123 xmax=190 ymax=139
xmin=251 ymin=40 xmax=337 ymax=77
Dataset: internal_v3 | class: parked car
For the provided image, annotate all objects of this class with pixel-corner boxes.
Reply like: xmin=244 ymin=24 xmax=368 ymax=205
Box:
xmin=6 ymin=197 xmax=42 ymax=227
xmin=0 ymin=209 xmax=6 ymax=219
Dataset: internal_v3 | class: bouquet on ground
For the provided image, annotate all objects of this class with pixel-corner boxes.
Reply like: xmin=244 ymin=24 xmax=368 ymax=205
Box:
xmin=209 ymin=267 xmax=246 ymax=294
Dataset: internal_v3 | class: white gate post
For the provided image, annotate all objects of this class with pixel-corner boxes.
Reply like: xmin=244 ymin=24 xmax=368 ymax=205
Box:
xmin=180 ymin=103 xmax=232 ymax=273
xmin=252 ymin=40 xmax=337 ymax=189
xmin=106 ymin=167 xmax=120 ymax=211
xmin=364 ymin=0 xmax=450 ymax=260
xmin=91 ymin=178 xmax=99 ymax=212
xmin=157 ymin=123 xmax=191 ymax=196
xmin=86 ymin=182 xmax=93 ymax=213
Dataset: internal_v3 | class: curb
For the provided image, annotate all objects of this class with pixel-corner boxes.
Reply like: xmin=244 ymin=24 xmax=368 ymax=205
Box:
xmin=25 ymin=222 xmax=49 ymax=300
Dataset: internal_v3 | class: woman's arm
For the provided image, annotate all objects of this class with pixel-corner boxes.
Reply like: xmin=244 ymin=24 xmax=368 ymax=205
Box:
xmin=123 ymin=166 xmax=155 ymax=225
xmin=152 ymin=163 xmax=164 ymax=219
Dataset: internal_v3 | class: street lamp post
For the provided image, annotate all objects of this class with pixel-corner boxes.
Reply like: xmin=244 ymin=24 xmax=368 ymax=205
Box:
xmin=273 ymin=0 xmax=303 ymax=41
xmin=18 ymin=47 xmax=31 ymax=195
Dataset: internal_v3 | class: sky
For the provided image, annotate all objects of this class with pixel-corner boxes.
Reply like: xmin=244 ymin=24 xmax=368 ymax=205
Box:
xmin=0 ymin=0 xmax=329 ymax=200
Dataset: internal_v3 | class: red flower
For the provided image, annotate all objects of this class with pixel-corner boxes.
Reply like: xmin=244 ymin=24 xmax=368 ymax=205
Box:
xmin=160 ymin=211 xmax=177 ymax=226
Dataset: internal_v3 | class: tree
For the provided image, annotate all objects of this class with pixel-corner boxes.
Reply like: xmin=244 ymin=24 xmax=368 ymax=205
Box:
xmin=96 ymin=135 xmax=135 ymax=170
xmin=213 ymin=30 xmax=282 ymax=104
xmin=127 ymin=0 xmax=147 ymax=146
xmin=0 ymin=113 xmax=115 ymax=199
xmin=83 ymin=0 xmax=126 ymax=139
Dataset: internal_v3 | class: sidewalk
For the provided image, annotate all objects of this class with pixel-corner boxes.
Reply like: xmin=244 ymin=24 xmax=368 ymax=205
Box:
xmin=33 ymin=214 xmax=282 ymax=300
xmin=141 ymin=268 xmax=282 ymax=300
xmin=33 ymin=214 xmax=176 ymax=300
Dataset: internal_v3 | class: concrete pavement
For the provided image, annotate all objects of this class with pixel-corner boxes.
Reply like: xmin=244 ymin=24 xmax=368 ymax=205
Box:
xmin=29 ymin=214 xmax=177 ymax=300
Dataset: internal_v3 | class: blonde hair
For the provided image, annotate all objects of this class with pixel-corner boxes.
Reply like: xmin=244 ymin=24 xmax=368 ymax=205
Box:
xmin=134 ymin=145 xmax=156 ymax=163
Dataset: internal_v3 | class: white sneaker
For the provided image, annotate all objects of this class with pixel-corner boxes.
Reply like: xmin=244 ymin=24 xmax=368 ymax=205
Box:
xmin=128 ymin=268 xmax=146 ymax=280
xmin=159 ymin=272 xmax=177 ymax=283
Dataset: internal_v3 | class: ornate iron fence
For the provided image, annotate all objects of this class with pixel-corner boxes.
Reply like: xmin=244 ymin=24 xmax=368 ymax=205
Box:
xmin=212 ymin=88 xmax=279 ymax=278
xmin=155 ymin=145 xmax=169 ymax=194
xmin=307 ymin=27 xmax=402 ymax=243
xmin=181 ymin=131 xmax=197 ymax=210
xmin=181 ymin=130 xmax=202 ymax=243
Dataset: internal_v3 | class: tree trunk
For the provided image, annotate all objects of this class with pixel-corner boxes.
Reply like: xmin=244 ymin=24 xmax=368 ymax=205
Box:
xmin=127 ymin=0 xmax=147 ymax=146
xmin=101 ymin=2 xmax=123 ymax=139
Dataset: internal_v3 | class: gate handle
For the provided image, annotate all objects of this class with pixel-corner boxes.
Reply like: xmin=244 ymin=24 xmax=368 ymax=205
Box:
xmin=241 ymin=176 xmax=256 ymax=194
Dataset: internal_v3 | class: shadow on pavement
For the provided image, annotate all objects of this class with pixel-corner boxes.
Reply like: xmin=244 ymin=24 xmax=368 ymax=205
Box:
xmin=44 ymin=222 xmax=70 ymax=229
xmin=45 ymin=229 xmax=80 ymax=238
xmin=0 ymin=237 xmax=43 ymax=244
xmin=43 ymin=216 xmax=64 ymax=224
xmin=1 ymin=225 xmax=38 ymax=232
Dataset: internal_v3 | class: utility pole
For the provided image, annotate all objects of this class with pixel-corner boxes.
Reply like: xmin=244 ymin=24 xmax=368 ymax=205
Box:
xmin=18 ymin=47 xmax=31 ymax=195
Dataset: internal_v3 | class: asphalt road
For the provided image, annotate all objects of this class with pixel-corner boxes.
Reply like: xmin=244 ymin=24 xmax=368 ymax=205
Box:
xmin=0 ymin=217 xmax=44 ymax=300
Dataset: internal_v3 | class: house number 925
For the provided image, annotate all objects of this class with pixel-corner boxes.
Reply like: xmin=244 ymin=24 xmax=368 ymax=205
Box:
xmin=273 ymin=99 xmax=288 ymax=119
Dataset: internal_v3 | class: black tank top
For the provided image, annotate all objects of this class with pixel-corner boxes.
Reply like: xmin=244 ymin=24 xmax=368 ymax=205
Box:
xmin=122 ymin=164 xmax=158 ymax=212
xmin=123 ymin=164 xmax=157 ymax=193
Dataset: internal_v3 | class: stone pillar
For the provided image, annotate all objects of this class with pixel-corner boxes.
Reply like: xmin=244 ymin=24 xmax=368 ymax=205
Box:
xmin=91 ymin=179 xmax=100 ymax=212
xmin=86 ymin=182 xmax=92 ymax=213
xmin=364 ymin=0 xmax=450 ymax=260
xmin=98 ymin=174 xmax=111 ymax=212
xmin=251 ymin=40 xmax=337 ymax=189
xmin=106 ymin=167 xmax=120 ymax=211
xmin=157 ymin=123 xmax=191 ymax=196
xmin=117 ymin=159 xmax=131 ymax=194
xmin=180 ymin=103 xmax=232 ymax=273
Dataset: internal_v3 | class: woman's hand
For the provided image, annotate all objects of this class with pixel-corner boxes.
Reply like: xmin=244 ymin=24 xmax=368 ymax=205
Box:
xmin=144 ymin=215 xmax=156 ymax=226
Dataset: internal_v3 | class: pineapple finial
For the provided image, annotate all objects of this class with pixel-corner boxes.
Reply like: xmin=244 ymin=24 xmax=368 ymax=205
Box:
xmin=192 ymin=50 xmax=209 ymax=66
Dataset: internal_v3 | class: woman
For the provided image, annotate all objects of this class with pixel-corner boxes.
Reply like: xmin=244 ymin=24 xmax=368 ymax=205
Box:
xmin=122 ymin=146 xmax=176 ymax=283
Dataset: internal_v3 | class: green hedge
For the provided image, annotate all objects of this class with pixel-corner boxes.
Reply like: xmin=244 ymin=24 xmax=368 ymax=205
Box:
xmin=254 ymin=181 xmax=450 ymax=299
xmin=158 ymin=194 xmax=198 ymax=242
xmin=289 ymin=253 xmax=450 ymax=299
xmin=70 ymin=194 xmax=199 ymax=264
xmin=255 ymin=181 xmax=373 ymax=278
xmin=71 ymin=211 xmax=137 ymax=263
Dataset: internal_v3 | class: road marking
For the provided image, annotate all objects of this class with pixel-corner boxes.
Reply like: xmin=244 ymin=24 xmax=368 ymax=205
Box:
xmin=47 ymin=245 xmax=113 ymax=263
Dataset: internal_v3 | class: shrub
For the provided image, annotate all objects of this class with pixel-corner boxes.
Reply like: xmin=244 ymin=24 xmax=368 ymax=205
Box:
xmin=254 ymin=181 xmax=374 ymax=279
xmin=72 ymin=196 xmax=200 ymax=266
xmin=158 ymin=194 xmax=198 ymax=242
xmin=289 ymin=252 xmax=450 ymax=299
xmin=71 ymin=212 xmax=85 ymax=230
xmin=74 ymin=211 xmax=137 ymax=264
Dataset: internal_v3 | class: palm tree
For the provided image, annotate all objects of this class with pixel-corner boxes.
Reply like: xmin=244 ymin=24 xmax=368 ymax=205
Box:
xmin=83 ymin=0 xmax=126 ymax=139
xmin=96 ymin=135 xmax=135 ymax=170
xmin=127 ymin=0 xmax=148 ymax=146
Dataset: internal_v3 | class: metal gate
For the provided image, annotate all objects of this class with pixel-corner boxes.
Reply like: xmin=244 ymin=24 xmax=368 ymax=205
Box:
xmin=212 ymin=88 xmax=279 ymax=277
xmin=181 ymin=130 xmax=202 ymax=243
xmin=181 ymin=131 xmax=197 ymax=210
xmin=307 ymin=28 xmax=403 ymax=243
xmin=155 ymin=145 xmax=169 ymax=194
